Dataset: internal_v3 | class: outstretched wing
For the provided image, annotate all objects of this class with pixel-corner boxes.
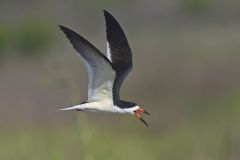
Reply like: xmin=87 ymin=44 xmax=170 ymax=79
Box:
xmin=59 ymin=25 xmax=116 ymax=102
xmin=104 ymin=10 xmax=133 ymax=103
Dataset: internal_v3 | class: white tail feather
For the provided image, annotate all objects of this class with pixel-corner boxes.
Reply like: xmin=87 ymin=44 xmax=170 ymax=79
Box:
xmin=59 ymin=105 xmax=80 ymax=111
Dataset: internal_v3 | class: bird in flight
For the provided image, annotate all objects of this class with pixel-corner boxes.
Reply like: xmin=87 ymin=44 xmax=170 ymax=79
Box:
xmin=59 ymin=10 xmax=150 ymax=126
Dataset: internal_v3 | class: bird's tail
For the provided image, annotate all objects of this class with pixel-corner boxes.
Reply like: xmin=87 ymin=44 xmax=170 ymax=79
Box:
xmin=59 ymin=102 xmax=87 ymax=111
xmin=59 ymin=105 xmax=81 ymax=111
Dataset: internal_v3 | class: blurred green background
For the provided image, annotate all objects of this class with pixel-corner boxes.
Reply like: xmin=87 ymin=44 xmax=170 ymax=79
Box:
xmin=1 ymin=0 xmax=240 ymax=160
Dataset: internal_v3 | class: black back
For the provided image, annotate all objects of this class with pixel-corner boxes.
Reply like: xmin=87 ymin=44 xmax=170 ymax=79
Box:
xmin=117 ymin=100 xmax=137 ymax=109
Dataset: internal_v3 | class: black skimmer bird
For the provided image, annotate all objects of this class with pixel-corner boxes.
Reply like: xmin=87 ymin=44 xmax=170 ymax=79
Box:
xmin=59 ymin=10 xmax=150 ymax=126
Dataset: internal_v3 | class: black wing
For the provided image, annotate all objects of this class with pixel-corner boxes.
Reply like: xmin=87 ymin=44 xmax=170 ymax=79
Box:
xmin=59 ymin=25 xmax=116 ymax=101
xmin=104 ymin=10 xmax=133 ymax=104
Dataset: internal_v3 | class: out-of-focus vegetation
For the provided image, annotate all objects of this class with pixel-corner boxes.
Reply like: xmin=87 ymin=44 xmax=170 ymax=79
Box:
xmin=0 ymin=21 xmax=54 ymax=60
xmin=1 ymin=109 xmax=240 ymax=160
xmin=0 ymin=25 xmax=10 ymax=60
xmin=181 ymin=0 xmax=210 ymax=14
xmin=14 ymin=21 xmax=55 ymax=57
xmin=1 ymin=0 xmax=240 ymax=160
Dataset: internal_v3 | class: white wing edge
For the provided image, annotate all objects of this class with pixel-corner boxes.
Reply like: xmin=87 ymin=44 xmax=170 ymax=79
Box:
xmin=106 ymin=42 xmax=112 ymax=62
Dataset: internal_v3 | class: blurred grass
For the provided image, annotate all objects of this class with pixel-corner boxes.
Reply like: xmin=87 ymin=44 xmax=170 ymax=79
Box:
xmin=0 ymin=91 xmax=240 ymax=160
xmin=1 ymin=107 xmax=240 ymax=160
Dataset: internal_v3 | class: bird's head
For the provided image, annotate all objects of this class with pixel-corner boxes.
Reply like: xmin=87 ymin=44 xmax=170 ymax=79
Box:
xmin=133 ymin=107 xmax=150 ymax=127
xmin=122 ymin=101 xmax=150 ymax=126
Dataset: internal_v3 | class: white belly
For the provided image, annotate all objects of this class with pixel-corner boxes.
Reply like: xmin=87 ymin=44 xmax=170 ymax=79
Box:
xmin=79 ymin=100 xmax=126 ymax=114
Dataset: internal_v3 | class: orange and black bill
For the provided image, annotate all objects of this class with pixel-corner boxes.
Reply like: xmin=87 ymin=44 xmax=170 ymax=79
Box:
xmin=134 ymin=108 xmax=150 ymax=127
xmin=140 ymin=117 xmax=149 ymax=127
xmin=144 ymin=110 xmax=150 ymax=115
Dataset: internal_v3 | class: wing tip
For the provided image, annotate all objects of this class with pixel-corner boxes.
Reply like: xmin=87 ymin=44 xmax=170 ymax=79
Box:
xmin=58 ymin=25 xmax=77 ymax=41
xmin=103 ymin=10 xmax=114 ymax=20
xmin=103 ymin=10 xmax=108 ymax=15
xmin=58 ymin=25 xmax=70 ymax=34
xmin=58 ymin=25 xmax=65 ymax=30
